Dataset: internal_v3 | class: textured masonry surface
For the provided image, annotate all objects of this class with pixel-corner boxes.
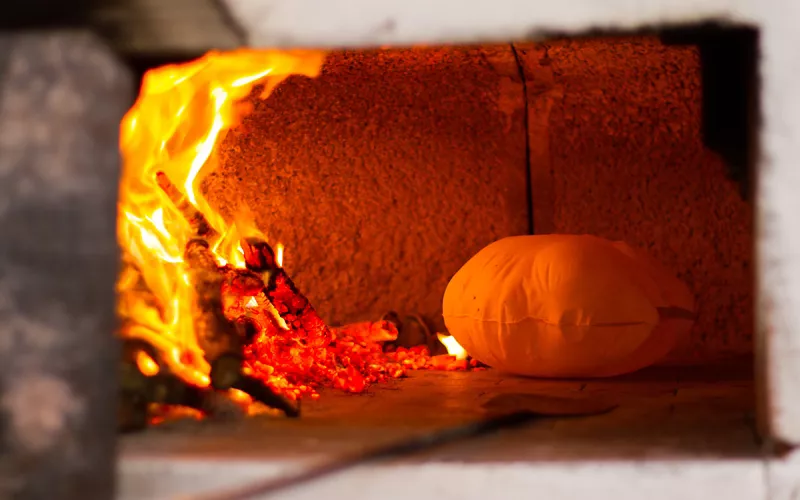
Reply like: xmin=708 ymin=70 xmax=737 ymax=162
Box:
xmin=0 ymin=32 xmax=131 ymax=499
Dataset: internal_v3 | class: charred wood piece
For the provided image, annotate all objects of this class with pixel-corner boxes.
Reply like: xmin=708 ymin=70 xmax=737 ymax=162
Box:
xmin=241 ymin=237 xmax=279 ymax=271
xmin=241 ymin=238 xmax=332 ymax=347
xmin=234 ymin=374 xmax=301 ymax=418
xmin=155 ymin=171 xmax=217 ymax=239
xmin=222 ymin=266 xmax=267 ymax=296
xmin=183 ymin=242 xmax=299 ymax=417
xmin=235 ymin=317 xmax=260 ymax=343
xmin=118 ymin=338 xmax=210 ymax=432
xmin=184 ymin=238 xmax=245 ymax=365
xmin=119 ymin=338 xmax=300 ymax=430
xmin=119 ymin=342 xmax=151 ymax=433
xmin=221 ymin=266 xmax=290 ymax=334
xmin=211 ymin=354 xmax=300 ymax=418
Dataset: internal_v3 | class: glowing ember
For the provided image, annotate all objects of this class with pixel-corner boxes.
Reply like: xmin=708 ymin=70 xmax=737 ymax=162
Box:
xmin=116 ymin=48 xmax=471 ymax=416
xmin=228 ymin=388 xmax=253 ymax=405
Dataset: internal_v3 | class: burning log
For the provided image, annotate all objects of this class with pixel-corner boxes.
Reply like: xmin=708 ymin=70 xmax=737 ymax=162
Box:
xmin=234 ymin=316 xmax=260 ymax=343
xmin=220 ymin=267 xmax=286 ymax=332
xmin=241 ymin=237 xmax=333 ymax=348
xmin=223 ymin=267 xmax=266 ymax=296
xmin=211 ymin=354 xmax=300 ymax=418
xmin=119 ymin=339 xmax=154 ymax=432
xmin=155 ymin=171 xmax=217 ymax=239
xmin=184 ymin=238 xmax=300 ymax=417
xmin=132 ymin=172 xmax=302 ymax=417
xmin=119 ymin=336 xmax=300 ymax=429
xmin=119 ymin=338 xmax=212 ymax=432
xmin=184 ymin=238 xmax=244 ymax=366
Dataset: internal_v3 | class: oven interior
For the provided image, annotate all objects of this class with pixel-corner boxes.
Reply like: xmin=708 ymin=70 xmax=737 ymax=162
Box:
xmin=118 ymin=29 xmax=758 ymax=499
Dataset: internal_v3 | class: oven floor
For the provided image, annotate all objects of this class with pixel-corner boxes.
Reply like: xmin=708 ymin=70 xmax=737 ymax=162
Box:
xmin=120 ymin=361 xmax=767 ymax=500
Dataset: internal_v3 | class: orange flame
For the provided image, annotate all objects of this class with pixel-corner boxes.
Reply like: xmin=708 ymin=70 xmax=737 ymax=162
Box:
xmin=275 ymin=243 xmax=285 ymax=268
xmin=135 ymin=351 xmax=160 ymax=377
xmin=116 ymin=49 xmax=325 ymax=388
xmin=437 ymin=333 xmax=468 ymax=360
xmin=228 ymin=388 xmax=253 ymax=406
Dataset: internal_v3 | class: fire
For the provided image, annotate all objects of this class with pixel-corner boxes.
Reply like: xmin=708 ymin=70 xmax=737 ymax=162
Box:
xmin=437 ymin=333 xmax=468 ymax=360
xmin=135 ymin=350 xmax=160 ymax=376
xmin=117 ymin=49 xmax=324 ymax=391
xmin=228 ymin=388 xmax=253 ymax=405
xmin=275 ymin=243 xmax=284 ymax=268
xmin=116 ymin=48 xmax=472 ymax=417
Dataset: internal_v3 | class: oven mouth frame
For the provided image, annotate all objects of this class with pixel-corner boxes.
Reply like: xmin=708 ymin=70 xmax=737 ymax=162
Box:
xmin=3 ymin=1 xmax=800 ymax=498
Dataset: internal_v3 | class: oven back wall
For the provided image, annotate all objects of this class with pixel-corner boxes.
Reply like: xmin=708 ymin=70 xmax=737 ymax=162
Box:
xmin=204 ymin=46 xmax=530 ymax=330
xmin=519 ymin=36 xmax=754 ymax=364
xmin=203 ymin=38 xmax=753 ymax=365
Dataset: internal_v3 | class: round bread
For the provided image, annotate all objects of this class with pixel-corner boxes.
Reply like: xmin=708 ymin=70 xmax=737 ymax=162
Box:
xmin=442 ymin=234 xmax=694 ymax=377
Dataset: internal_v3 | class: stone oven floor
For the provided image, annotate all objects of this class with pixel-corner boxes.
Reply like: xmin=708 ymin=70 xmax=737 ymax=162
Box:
xmin=120 ymin=361 xmax=778 ymax=500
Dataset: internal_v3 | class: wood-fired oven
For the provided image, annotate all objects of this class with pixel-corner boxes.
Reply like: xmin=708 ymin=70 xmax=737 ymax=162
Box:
xmin=1 ymin=1 xmax=799 ymax=499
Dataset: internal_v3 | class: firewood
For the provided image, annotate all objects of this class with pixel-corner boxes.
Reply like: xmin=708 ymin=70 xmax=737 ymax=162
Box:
xmin=184 ymin=238 xmax=244 ymax=366
xmin=210 ymin=353 xmax=300 ymax=418
xmin=222 ymin=266 xmax=265 ymax=296
xmin=119 ymin=338 xmax=212 ymax=431
xmin=220 ymin=266 xmax=289 ymax=335
xmin=241 ymin=238 xmax=333 ymax=348
xmin=155 ymin=171 xmax=217 ymax=239
xmin=119 ymin=337 xmax=300 ymax=429
xmin=120 ymin=176 xmax=308 ymax=419
xmin=234 ymin=317 xmax=260 ymax=343
xmin=118 ymin=340 xmax=152 ymax=432
xmin=183 ymin=239 xmax=301 ymax=416
xmin=233 ymin=374 xmax=301 ymax=418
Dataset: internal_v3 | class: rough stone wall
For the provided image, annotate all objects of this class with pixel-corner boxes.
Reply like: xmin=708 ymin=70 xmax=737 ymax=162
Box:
xmin=0 ymin=33 xmax=131 ymax=499
xmin=518 ymin=37 xmax=753 ymax=364
xmin=205 ymin=47 xmax=530 ymax=331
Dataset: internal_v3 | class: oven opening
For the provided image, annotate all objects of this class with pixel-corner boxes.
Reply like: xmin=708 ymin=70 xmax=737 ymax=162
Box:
xmin=118 ymin=26 xmax=759 ymax=499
